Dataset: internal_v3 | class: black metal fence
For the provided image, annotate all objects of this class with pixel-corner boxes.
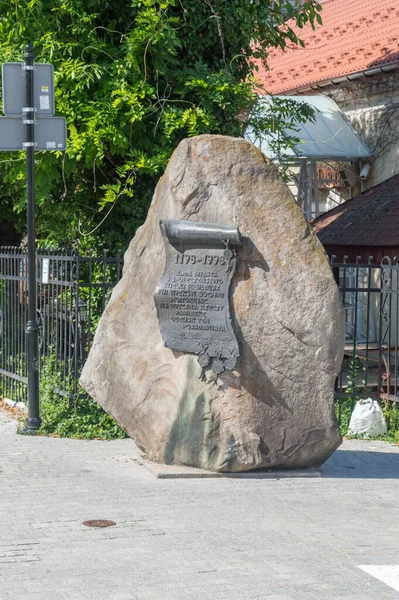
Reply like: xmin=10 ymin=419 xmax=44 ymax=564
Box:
xmin=1 ymin=248 xmax=399 ymax=422
xmin=0 ymin=247 xmax=123 ymax=405
xmin=332 ymin=256 xmax=399 ymax=424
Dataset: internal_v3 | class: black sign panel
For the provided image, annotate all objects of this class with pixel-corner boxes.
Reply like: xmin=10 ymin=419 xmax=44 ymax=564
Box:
xmin=155 ymin=219 xmax=242 ymax=375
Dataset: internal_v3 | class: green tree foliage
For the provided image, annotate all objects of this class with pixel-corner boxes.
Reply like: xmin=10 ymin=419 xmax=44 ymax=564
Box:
xmin=0 ymin=0 xmax=321 ymax=251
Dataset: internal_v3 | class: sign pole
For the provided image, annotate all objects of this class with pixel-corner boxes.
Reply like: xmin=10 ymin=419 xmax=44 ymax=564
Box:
xmin=24 ymin=43 xmax=41 ymax=433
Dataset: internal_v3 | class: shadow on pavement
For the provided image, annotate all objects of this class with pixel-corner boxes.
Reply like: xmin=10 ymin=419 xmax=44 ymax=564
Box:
xmin=321 ymin=449 xmax=399 ymax=479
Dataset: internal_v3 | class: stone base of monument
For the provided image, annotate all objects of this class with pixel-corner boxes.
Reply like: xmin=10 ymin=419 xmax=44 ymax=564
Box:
xmin=139 ymin=457 xmax=321 ymax=479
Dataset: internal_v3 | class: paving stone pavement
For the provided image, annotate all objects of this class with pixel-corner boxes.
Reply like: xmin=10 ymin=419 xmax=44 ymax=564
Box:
xmin=1 ymin=407 xmax=399 ymax=600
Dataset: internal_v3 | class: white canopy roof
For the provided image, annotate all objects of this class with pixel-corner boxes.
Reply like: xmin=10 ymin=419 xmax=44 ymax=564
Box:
xmin=248 ymin=95 xmax=372 ymax=160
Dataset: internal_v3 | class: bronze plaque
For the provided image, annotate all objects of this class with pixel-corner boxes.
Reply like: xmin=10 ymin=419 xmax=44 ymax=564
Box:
xmin=155 ymin=219 xmax=242 ymax=375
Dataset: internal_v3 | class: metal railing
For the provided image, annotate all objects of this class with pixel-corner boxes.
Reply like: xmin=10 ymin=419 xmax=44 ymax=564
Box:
xmin=332 ymin=256 xmax=399 ymax=424
xmin=1 ymin=248 xmax=398 ymax=422
xmin=0 ymin=247 xmax=123 ymax=404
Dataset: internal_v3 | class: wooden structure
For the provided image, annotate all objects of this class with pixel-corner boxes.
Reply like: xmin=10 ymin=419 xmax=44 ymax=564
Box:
xmin=312 ymin=173 xmax=399 ymax=262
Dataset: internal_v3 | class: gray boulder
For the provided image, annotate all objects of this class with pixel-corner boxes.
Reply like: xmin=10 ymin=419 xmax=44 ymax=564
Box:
xmin=80 ymin=135 xmax=344 ymax=472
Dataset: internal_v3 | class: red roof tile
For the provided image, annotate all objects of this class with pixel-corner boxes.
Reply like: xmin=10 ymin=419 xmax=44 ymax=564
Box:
xmin=311 ymin=173 xmax=399 ymax=247
xmin=255 ymin=0 xmax=399 ymax=94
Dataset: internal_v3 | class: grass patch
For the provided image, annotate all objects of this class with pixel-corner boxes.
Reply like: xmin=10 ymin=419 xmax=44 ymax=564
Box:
xmin=18 ymin=356 xmax=127 ymax=440
xmin=38 ymin=394 xmax=127 ymax=440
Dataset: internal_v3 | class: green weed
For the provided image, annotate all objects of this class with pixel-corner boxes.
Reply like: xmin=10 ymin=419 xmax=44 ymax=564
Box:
xmin=20 ymin=355 xmax=126 ymax=440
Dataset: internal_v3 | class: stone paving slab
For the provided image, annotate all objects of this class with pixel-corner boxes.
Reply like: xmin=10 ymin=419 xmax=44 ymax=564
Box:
xmin=0 ymin=406 xmax=399 ymax=600
xmin=141 ymin=458 xmax=321 ymax=479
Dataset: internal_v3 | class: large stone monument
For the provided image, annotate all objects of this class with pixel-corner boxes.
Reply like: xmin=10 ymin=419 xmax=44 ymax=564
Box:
xmin=80 ymin=135 xmax=344 ymax=472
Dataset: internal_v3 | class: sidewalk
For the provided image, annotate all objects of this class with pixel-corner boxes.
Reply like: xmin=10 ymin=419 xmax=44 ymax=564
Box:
xmin=1 ymin=406 xmax=398 ymax=600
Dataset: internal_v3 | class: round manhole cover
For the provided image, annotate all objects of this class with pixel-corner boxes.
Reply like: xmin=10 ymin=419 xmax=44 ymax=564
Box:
xmin=82 ymin=519 xmax=116 ymax=528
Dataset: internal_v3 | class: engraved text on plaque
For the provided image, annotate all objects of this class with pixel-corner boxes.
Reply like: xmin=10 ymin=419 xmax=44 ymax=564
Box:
xmin=154 ymin=219 xmax=242 ymax=375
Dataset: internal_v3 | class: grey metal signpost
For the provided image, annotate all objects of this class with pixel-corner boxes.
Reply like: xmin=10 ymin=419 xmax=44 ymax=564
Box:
xmin=1 ymin=44 xmax=67 ymax=432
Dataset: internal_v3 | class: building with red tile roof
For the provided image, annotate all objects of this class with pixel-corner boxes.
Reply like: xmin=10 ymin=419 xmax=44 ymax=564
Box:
xmin=255 ymin=0 xmax=399 ymax=95
xmin=253 ymin=0 xmax=399 ymax=206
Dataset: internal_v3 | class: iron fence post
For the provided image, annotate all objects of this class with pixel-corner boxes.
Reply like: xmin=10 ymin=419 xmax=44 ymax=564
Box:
xmin=24 ymin=43 xmax=41 ymax=433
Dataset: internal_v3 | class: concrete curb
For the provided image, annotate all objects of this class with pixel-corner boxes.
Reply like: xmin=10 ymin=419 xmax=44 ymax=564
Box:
xmin=2 ymin=398 xmax=28 ymax=413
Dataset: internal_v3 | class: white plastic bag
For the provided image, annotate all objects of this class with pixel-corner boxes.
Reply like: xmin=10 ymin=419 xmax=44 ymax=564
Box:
xmin=348 ymin=398 xmax=388 ymax=438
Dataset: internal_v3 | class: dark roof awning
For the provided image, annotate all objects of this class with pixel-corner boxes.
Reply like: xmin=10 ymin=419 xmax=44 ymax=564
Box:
xmin=311 ymin=173 xmax=399 ymax=247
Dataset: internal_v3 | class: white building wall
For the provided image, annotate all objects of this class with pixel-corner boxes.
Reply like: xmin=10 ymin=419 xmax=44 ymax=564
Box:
xmin=323 ymin=71 xmax=399 ymax=193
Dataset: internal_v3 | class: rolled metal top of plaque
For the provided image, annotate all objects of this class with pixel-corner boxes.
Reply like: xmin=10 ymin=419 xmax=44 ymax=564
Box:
xmin=160 ymin=219 xmax=241 ymax=245
xmin=155 ymin=219 xmax=242 ymax=377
